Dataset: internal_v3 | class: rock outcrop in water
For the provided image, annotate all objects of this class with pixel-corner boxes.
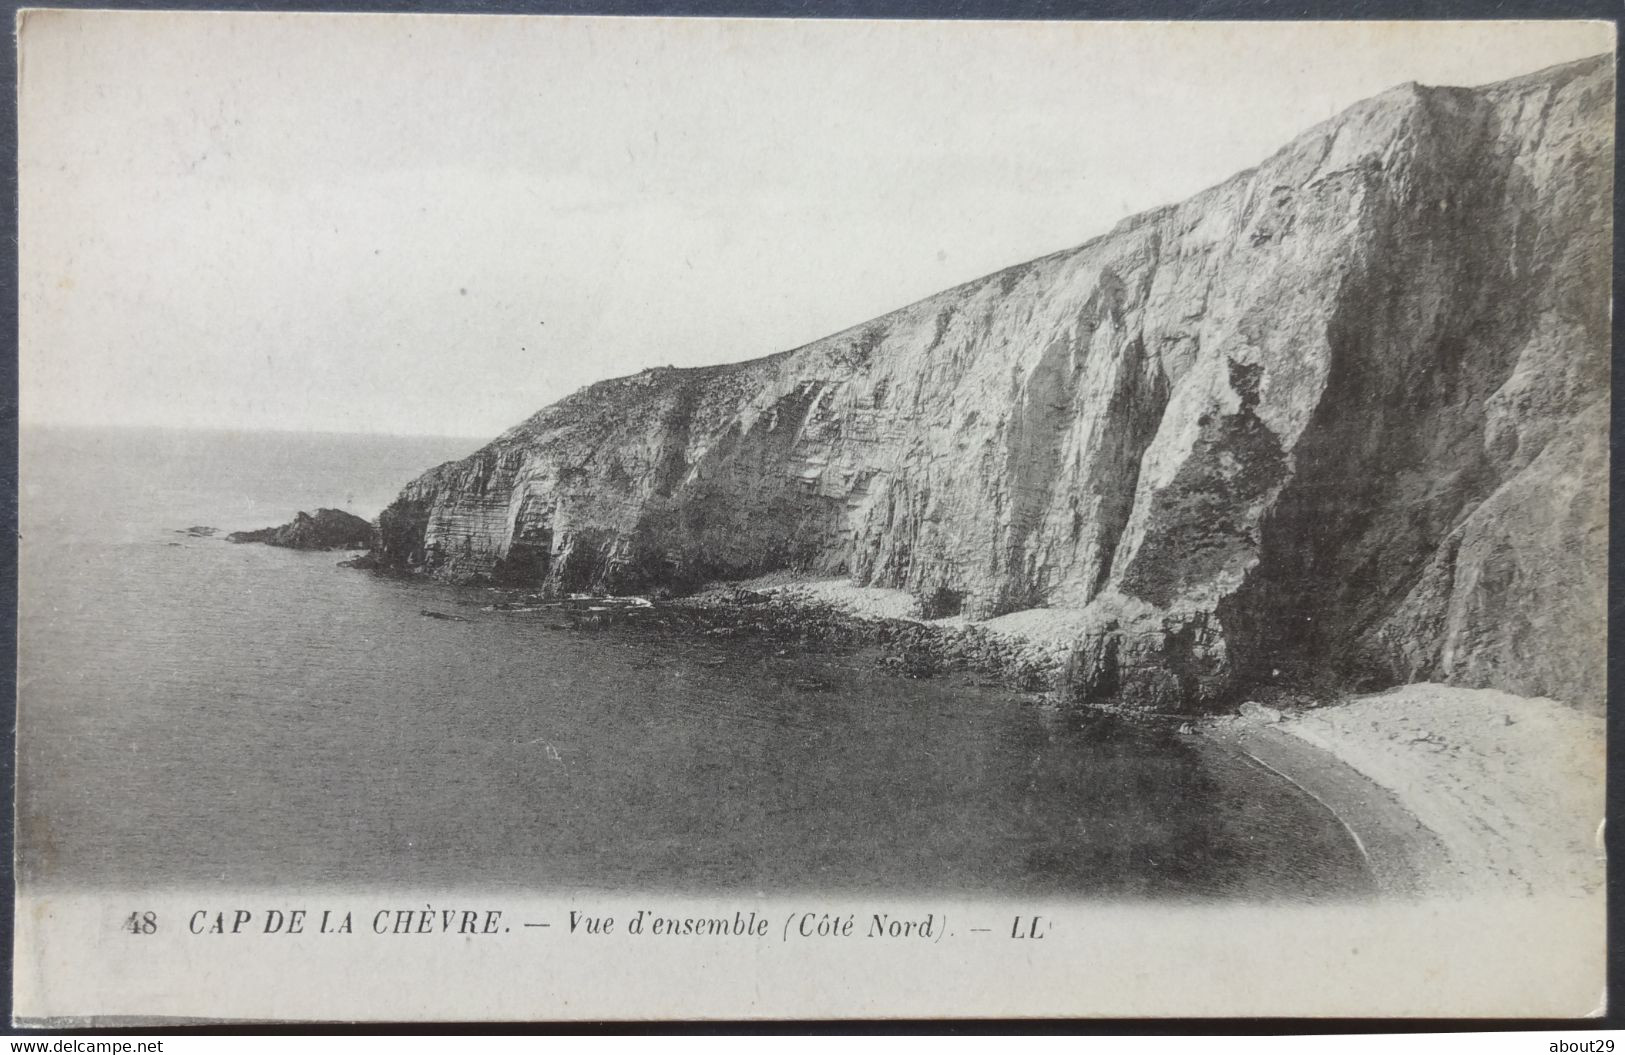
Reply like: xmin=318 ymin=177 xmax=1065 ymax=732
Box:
xmin=229 ymin=508 xmax=375 ymax=550
xmin=375 ymin=56 xmax=1611 ymax=713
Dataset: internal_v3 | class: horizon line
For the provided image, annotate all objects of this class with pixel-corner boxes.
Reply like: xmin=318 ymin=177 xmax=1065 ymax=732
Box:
xmin=18 ymin=419 xmax=494 ymax=444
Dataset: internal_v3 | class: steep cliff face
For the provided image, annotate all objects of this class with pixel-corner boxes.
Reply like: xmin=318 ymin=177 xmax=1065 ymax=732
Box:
xmin=379 ymin=56 xmax=1612 ymax=712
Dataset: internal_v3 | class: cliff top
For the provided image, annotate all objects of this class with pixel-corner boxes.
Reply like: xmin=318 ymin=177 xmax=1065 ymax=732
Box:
xmin=479 ymin=51 xmax=1611 ymax=453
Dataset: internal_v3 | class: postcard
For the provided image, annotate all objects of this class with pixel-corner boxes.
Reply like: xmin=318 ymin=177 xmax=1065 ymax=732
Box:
xmin=13 ymin=11 xmax=1611 ymax=1022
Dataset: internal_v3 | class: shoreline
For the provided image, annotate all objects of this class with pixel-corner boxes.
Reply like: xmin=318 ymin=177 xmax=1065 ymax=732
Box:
xmin=674 ymin=574 xmax=1098 ymax=695
xmin=674 ymin=575 xmax=1605 ymax=899
xmin=443 ymin=572 xmax=1605 ymax=900
xmin=1257 ymin=685 xmax=1606 ymax=898
xmin=1205 ymin=718 xmax=1452 ymax=897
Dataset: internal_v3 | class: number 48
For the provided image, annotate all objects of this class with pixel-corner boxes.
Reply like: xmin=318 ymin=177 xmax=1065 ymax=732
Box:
xmin=122 ymin=911 xmax=156 ymax=935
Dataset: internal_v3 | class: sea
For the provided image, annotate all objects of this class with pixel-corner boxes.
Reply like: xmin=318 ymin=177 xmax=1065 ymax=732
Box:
xmin=17 ymin=425 xmax=1372 ymax=899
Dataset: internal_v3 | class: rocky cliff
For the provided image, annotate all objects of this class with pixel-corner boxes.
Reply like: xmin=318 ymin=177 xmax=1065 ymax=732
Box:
xmin=378 ymin=56 xmax=1612 ymax=713
xmin=230 ymin=508 xmax=375 ymax=550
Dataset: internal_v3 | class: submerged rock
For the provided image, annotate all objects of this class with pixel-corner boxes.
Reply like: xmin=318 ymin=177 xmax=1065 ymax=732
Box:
xmin=367 ymin=57 xmax=1610 ymax=714
xmin=228 ymin=508 xmax=375 ymax=551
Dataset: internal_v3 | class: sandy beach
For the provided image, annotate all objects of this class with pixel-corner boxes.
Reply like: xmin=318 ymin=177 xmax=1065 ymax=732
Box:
xmin=1244 ymin=685 xmax=1606 ymax=897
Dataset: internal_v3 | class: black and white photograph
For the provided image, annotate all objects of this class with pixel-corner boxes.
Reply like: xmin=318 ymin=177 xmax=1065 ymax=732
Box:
xmin=12 ymin=11 xmax=1612 ymax=1022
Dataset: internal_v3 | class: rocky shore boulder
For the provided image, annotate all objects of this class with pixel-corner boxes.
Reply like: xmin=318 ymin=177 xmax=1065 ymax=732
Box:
xmin=228 ymin=508 xmax=376 ymax=551
xmin=370 ymin=56 xmax=1611 ymax=714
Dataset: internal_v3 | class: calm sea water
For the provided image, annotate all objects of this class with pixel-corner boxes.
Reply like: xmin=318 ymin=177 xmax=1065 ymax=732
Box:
xmin=18 ymin=426 xmax=1371 ymax=899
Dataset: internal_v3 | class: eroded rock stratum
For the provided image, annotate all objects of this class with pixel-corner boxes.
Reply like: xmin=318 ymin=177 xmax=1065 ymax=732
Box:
xmin=376 ymin=56 xmax=1611 ymax=713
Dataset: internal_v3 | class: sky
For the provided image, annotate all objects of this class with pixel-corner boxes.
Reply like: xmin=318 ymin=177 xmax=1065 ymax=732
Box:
xmin=18 ymin=13 xmax=1614 ymax=439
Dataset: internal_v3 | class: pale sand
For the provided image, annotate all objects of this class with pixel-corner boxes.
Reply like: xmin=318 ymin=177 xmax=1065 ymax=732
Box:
xmin=745 ymin=576 xmax=923 ymax=622
xmin=736 ymin=575 xmax=1093 ymax=649
xmin=1241 ymin=685 xmax=1606 ymax=897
